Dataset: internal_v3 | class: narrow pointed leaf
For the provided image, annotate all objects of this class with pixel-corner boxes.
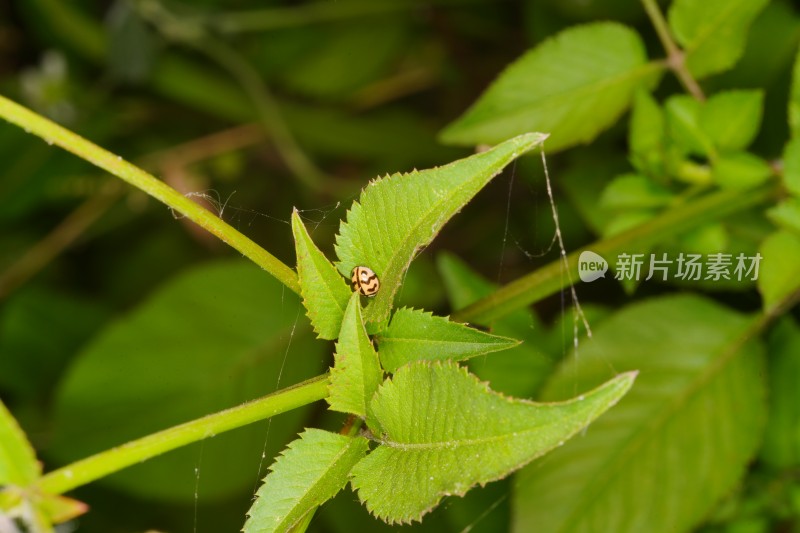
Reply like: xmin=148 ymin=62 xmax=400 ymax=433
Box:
xmin=335 ymin=132 xmax=547 ymax=325
xmin=245 ymin=429 xmax=369 ymax=533
xmin=439 ymin=23 xmax=659 ymax=150
xmin=512 ymin=295 xmax=766 ymax=533
xmin=351 ymin=361 xmax=636 ymax=524
xmin=0 ymin=399 xmax=39 ymax=486
xmin=328 ymin=293 xmax=383 ymax=419
xmin=375 ymin=307 xmax=520 ymax=372
xmin=791 ymin=45 xmax=800 ymax=138
xmin=668 ymin=0 xmax=769 ymax=78
xmin=293 ymin=209 xmax=352 ymax=339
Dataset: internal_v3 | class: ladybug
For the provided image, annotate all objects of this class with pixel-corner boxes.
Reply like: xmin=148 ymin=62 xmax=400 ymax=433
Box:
xmin=351 ymin=266 xmax=380 ymax=297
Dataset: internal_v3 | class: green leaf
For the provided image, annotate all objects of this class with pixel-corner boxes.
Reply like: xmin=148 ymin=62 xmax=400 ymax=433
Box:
xmin=512 ymin=295 xmax=766 ymax=533
xmin=712 ymin=152 xmax=772 ymax=189
xmin=335 ymin=132 xmax=547 ymax=325
xmin=439 ymin=23 xmax=659 ymax=151
xmin=767 ymin=197 xmax=800 ymax=237
xmin=328 ymin=293 xmax=383 ymax=420
xmin=791 ymin=44 xmax=800 ymax=138
xmin=244 ymin=429 xmax=369 ymax=533
xmin=665 ymin=95 xmax=713 ymax=157
xmin=757 ymin=230 xmax=800 ymax=313
xmin=436 ymin=252 xmax=555 ymax=398
xmin=351 ymin=360 xmax=636 ymax=524
xmin=761 ymin=319 xmax=800 ymax=469
xmin=0 ymin=399 xmax=39 ymax=486
xmin=629 ymin=90 xmax=666 ymax=176
xmin=668 ymin=0 xmax=770 ymax=78
xmin=782 ymin=137 xmax=800 ymax=197
xmin=292 ymin=209 xmax=352 ymax=340
xmin=375 ymin=307 xmax=520 ymax=373
xmin=700 ymin=90 xmax=764 ymax=151
xmin=600 ymin=173 xmax=674 ymax=210
xmin=49 ymin=261 xmax=326 ymax=502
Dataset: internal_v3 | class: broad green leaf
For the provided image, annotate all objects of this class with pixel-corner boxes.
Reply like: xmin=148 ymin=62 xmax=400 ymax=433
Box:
xmin=292 ymin=209 xmax=352 ymax=340
xmin=600 ymin=174 xmax=674 ymax=210
xmin=334 ymin=132 xmax=547 ymax=325
xmin=436 ymin=252 xmax=555 ymax=398
xmin=665 ymin=95 xmax=713 ymax=157
xmin=439 ymin=23 xmax=659 ymax=151
xmin=758 ymin=230 xmax=800 ymax=313
xmin=767 ymin=198 xmax=800 ymax=237
xmin=50 ymin=261 xmax=326 ymax=502
xmin=244 ymin=429 xmax=369 ymax=533
xmin=700 ymin=90 xmax=764 ymax=151
xmin=0 ymin=400 xmax=39 ymax=486
xmin=512 ymin=295 xmax=766 ymax=533
xmin=375 ymin=307 xmax=520 ymax=373
xmin=351 ymin=360 xmax=636 ymax=524
xmin=712 ymin=152 xmax=772 ymax=189
xmin=668 ymin=0 xmax=770 ymax=78
xmin=761 ymin=319 xmax=800 ymax=469
xmin=782 ymin=137 xmax=800 ymax=197
xmin=792 ymin=45 xmax=800 ymax=138
xmin=328 ymin=293 xmax=383 ymax=420
xmin=629 ymin=90 xmax=665 ymax=176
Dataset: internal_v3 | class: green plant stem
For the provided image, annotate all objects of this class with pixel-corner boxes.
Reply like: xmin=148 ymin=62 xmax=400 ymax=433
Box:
xmin=0 ymin=94 xmax=301 ymax=294
xmin=640 ymin=0 xmax=706 ymax=101
xmin=37 ymin=374 xmax=329 ymax=496
xmin=454 ymin=182 xmax=780 ymax=325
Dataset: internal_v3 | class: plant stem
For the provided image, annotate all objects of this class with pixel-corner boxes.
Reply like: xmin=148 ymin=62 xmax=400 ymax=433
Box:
xmin=454 ymin=182 xmax=780 ymax=325
xmin=37 ymin=374 xmax=329 ymax=496
xmin=640 ymin=0 xmax=706 ymax=101
xmin=0 ymin=94 xmax=301 ymax=294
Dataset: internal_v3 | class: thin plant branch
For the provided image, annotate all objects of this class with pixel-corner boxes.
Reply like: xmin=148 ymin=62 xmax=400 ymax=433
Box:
xmin=640 ymin=0 xmax=706 ymax=101
xmin=0 ymin=94 xmax=301 ymax=294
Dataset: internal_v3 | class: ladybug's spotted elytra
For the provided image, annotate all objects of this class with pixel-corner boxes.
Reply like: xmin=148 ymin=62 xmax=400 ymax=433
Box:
xmin=351 ymin=266 xmax=380 ymax=297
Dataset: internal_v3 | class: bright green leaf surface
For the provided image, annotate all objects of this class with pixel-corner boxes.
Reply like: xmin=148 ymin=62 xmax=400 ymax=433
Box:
xmin=758 ymin=230 xmax=800 ymax=313
xmin=629 ymin=90 xmax=666 ymax=176
xmin=375 ymin=307 xmax=520 ymax=373
xmin=292 ymin=209 xmax=352 ymax=340
xmin=513 ymin=295 xmax=766 ymax=533
xmin=700 ymin=90 xmax=764 ymax=151
xmin=328 ymin=293 xmax=383 ymax=420
xmin=665 ymin=95 xmax=713 ymax=157
xmin=668 ymin=0 xmax=770 ymax=78
xmin=767 ymin=198 xmax=800 ymax=237
xmin=439 ymin=23 xmax=659 ymax=151
xmin=782 ymin=137 xmax=800 ymax=196
xmin=791 ymin=45 xmax=800 ymax=138
xmin=761 ymin=319 xmax=800 ymax=469
xmin=436 ymin=253 xmax=555 ymax=398
xmin=600 ymin=174 xmax=674 ymax=210
xmin=712 ymin=152 xmax=772 ymax=189
xmin=49 ymin=261 xmax=326 ymax=502
xmin=244 ymin=429 xmax=368 ymax=533
xmin=0 ymin=399 xmax=39 ymax=486
xmin=335 ymin=132 xmax=547 ymax=325
xmin=351 ymin=361 xmax=636 ymax=524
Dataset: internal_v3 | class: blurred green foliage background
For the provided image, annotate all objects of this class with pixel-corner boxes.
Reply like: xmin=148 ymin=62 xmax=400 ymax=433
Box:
xmin=1 ymin=0 xmax=799 ymax=531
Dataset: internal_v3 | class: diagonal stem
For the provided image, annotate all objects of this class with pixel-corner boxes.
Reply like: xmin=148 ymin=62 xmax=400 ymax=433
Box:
xmin=0 ymin=94 xmax=301 ymax=294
